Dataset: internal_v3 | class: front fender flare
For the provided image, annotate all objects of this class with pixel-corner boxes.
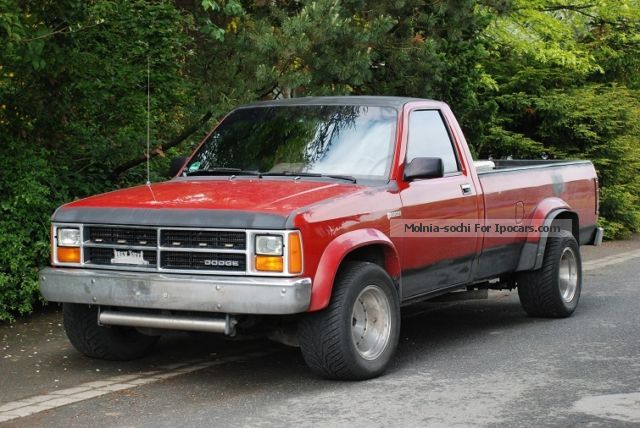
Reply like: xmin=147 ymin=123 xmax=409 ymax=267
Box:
xmin=308 ymin=229 xmax=400 ymax=312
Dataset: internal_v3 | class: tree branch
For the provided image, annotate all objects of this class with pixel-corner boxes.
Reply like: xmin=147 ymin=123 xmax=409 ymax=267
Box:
xmin=110 ymin=110 xmax=213 ymax=180
xmin=534 ymin=4 xmax=620 ymax=26
xmin=258 ymin=82 xmax=279 ymax=99
xmin=539 ymin=4 xmax=596 ymax=12
xmin=22 ymin=21 xmax=105 ymax=42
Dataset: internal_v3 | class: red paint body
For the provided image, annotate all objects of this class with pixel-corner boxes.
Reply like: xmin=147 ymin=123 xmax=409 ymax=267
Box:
xmin=62 ymin=100 xmax=598 ymax=312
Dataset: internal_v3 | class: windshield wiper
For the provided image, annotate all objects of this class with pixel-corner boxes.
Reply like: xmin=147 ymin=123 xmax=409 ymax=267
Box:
xmin=185 ymin=168 xmax=261 ymax=177
xmin=186 ymin=168 xmax=357 ymax=182
xmin=261 ymin=171 xmax=357 ymax=183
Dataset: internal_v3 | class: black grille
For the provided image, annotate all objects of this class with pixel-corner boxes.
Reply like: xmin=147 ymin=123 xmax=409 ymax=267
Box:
xmin=160 ymin=251 xmax=246 ymax=271
xmin=81 ymin=226 xmax=247 ymax=272
xmin=85 ymin=247 xmax=157 ymax=267
xmin=86 ymin=226 xmax=156 ymax=247
xmin=160 ymin=230 xmax=245 ymax=250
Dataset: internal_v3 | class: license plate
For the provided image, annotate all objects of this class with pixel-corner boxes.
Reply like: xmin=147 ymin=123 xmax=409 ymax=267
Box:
xmin=111 ymin=249 xmax=149 ymax=265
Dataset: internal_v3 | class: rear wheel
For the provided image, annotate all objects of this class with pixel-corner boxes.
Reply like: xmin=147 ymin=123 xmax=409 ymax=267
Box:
xmin=298 ymin=262 xmax=400 ymax=380
xmin=63 ymin=303 xmax=158 ymax=360
xmin=517 ymin=230 xmax=582 ymax=318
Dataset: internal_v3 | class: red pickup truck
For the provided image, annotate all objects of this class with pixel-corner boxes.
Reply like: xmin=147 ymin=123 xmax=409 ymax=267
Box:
xmin=40 ymin=96 xmax=601 ymax=380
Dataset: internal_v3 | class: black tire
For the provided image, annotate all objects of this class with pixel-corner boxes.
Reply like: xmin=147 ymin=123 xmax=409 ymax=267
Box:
xmin=63 ymin=304 xmax=159 ymax=360
xmin=298 ymin=262 xmax=400 ymax=380
xmin=517 ymin=230 xmax=582 ymax=318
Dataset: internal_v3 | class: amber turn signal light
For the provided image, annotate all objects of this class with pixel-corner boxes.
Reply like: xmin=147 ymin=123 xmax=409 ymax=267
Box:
xmin=57 ymin=247 xmax=80 ymax=263
xmin=288 ymin=233 xmax=302 ymax=274
xmin=255 ymin=255 xmax=283 ymax=272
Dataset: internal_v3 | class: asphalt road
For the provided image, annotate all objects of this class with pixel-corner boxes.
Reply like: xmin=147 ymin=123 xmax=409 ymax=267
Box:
xmin=1 ymin=238 xmax=639 ymax=427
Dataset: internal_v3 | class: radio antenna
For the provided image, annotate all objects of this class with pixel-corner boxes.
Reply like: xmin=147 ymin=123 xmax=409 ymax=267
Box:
xmin=146 ymin=56 xmax=151 ymax=185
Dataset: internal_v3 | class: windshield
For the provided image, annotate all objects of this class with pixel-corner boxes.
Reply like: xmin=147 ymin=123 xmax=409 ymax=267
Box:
xmin=184 ymin=105 xmax=398 ymax=181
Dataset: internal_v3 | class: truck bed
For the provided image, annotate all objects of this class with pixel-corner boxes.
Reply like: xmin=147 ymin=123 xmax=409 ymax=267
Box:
xmin=473 ymin=159 xmax=598 ymax=280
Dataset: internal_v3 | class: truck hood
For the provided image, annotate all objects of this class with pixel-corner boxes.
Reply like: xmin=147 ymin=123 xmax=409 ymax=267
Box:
xmin=53 ymin=178 xmax=364 ymax=229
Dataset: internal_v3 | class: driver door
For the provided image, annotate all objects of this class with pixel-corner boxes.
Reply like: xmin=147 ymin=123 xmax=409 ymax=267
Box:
xmin=399 ymin=109 xmax=481 ymax=299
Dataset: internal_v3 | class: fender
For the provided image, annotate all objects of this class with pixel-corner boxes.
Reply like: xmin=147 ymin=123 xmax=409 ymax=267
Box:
xmin=308 ymin=229 xmax=401 ymax=312
xmin=516 ymin=197 xmax=577 ymax=272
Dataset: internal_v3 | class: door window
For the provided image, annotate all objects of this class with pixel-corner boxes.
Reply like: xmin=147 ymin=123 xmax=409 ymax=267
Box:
xmin=406 ymin=110 xmax=459 ymax=174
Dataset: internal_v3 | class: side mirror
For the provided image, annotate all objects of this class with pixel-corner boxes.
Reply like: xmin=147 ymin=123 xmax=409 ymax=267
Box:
xmin=403 ymin=157 xmax=444 ymax=181
xmin=169 ymin=157 xmax=189 ymax=177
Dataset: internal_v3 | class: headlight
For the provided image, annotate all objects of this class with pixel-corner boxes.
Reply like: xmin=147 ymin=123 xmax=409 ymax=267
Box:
xmin=57 ymin=228 xmax=81 ymax=247
xmin=255 ymin=235 xmax=283 ymax=256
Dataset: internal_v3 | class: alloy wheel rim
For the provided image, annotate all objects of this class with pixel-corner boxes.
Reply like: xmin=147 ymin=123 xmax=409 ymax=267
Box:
xmin=351 ymin=285 xmax=392 ymax=361
xmin=559 ymin=247 xmax=578 ymax=303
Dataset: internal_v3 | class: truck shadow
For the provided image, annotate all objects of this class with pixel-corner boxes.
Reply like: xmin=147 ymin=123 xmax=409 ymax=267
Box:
xmin=80 ymin=294 xmax=549 ymax=376
xmin=0 ymin=292 xmax=576 ymax=406
xmin=117 ymin=294 xmax=559 ymax=392
xmin=144 ymin=292 xmax=551 ymax=381
xmin=153 ymin=293 xmax=534 ymax=365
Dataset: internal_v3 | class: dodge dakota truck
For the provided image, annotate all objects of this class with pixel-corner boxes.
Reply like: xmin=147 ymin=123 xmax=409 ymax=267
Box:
xmin=40 ymin=96 xmax=602 ymax=380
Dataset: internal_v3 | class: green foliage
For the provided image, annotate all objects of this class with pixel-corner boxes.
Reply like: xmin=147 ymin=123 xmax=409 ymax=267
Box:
xmin=482 ymin=85 xmax=640 ymax=238
xmin=0 ymin=141 xmax=61 ymax=318
xmin=0 ymin=0 xmax=639 ymax=319
xmin=477 ymin=1 xmax=640 ymax=239
xmin=0 ymin=0 xmax=197 ymax=320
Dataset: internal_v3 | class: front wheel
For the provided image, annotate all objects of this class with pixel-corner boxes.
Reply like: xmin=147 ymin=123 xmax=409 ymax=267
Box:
xmin=517 ymin=230 xmax=582 ymax=318
xmin=63 ymin=303 xmax=158 ymax=361
xmin=298 ymin=262 xmax=400 ymax=380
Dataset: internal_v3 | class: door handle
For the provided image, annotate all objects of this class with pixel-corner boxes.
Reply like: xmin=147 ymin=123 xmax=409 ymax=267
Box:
xmin=461 ymin=183 xmax=472 ymax=195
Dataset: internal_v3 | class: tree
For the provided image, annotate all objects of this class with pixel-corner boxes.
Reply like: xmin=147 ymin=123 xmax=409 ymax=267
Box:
xmin=0 ymin=0 xmax=638 ymax=319
xmin=476 ymin=0 xmax=640 ymax=238
xmin=0 ymin=0 xmax=197 ymax=319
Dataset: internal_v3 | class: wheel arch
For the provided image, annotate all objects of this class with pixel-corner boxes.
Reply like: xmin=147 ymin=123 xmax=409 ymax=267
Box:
xmin=553 ymin=210 xmax=580 ymax=242
xmin=516 ymin=197 xmax=580 ymax=272
xmin=308 ymin=229 xmax=400 ymax=312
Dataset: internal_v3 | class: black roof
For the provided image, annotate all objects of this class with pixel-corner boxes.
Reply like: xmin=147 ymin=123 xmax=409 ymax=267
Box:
xmin=239 ymin=96 xmax=437 ymax=109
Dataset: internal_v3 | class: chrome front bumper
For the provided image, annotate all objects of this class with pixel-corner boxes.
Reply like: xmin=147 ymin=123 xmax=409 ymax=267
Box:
xmin=39 ymin=268 xmax=312 ymax=315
